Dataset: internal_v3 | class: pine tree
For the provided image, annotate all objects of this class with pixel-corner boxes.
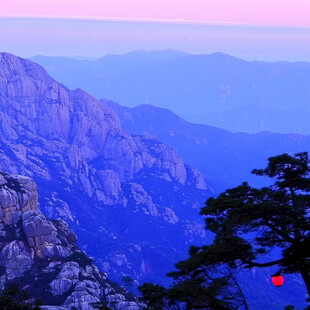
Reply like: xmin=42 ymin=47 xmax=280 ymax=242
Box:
xmin=200 ymin=152 xmax=310 ymax=296
xmin=139 ymin=152 xmax=310 ymax=309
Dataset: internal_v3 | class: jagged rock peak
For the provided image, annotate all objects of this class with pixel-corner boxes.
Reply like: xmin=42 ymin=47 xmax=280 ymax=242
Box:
xmin=0 ymin=52 xmax=121 ymax=160
xmin=0 ymin=173 xmax=141 ymax=309
xmin=0 ymin=52 xmax=55 ymax=89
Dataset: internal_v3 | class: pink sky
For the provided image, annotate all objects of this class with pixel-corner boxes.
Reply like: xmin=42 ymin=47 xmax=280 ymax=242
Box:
xmin=2 ymin=0 xmax=310 ymax=27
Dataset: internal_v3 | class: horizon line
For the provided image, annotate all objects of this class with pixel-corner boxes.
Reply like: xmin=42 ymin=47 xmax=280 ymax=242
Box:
xmin=9 ymin=50 xmax=310 ymax=64
xmin=1 ymin=14 xmax=310 ymax=30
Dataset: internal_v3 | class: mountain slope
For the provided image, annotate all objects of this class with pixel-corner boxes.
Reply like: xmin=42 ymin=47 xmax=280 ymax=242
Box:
xmin=0 ymin=52 xmax=210 ymax=286
xmin=31 ymin=50 xmax=310 ymax=134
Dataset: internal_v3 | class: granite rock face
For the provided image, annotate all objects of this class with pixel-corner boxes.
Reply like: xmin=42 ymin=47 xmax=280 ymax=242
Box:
xmin=0 ymin=52 xmax=208 ymax=204
xmin=0 ymin=52 xmax=212 ymax=284
xmin=0 ymin=173 xmax=141 ymax=309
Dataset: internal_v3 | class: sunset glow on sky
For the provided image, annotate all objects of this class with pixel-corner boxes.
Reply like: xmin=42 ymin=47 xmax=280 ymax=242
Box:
xmin=2 ymin=0 xmax=310 ymax=27
xmin=1 ymin=0 xmax=310 ymax=60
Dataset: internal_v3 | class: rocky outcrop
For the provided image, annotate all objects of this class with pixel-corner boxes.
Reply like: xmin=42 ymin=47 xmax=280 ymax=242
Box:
xmin=0 ymin=52 xmax=211 ymax=285
xmin=0 ymin=173 xmax=141 ymax=309
xmin=1 ymin=240 xmax=33 ymax=280
xmin=0 ymin=175 xmax=38 ymax=225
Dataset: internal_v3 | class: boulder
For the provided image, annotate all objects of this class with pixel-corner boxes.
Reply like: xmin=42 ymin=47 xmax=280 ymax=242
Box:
xmin=0 ymin=240 xmax=33 ymax=280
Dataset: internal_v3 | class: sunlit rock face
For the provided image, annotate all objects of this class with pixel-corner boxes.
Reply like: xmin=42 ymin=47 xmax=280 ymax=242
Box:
xmin=0 ymin=172 xmax=141 ymax=310
xmin=0 ymin=52 xmax=211 ymax=285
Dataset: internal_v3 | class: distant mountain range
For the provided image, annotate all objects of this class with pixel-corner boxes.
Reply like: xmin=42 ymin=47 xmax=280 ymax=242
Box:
xmin=30 ymin=50 xmax=310 ymax=134
xmin=105 ymin=100 xmax=310 ymax=193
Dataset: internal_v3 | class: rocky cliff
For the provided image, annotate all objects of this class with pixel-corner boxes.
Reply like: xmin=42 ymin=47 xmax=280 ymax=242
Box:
xmin=0 ymin=52 xmax=212 ymax=285
xmin=0 ymin=172 xmax=141 ymax=309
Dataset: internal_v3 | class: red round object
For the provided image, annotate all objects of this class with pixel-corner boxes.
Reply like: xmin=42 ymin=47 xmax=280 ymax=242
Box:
xmin=272 ymin=275 xmax=284 ymax=287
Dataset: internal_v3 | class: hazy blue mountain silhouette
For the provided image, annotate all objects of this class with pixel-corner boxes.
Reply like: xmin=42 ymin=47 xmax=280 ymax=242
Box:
xmin=105 ymin=100 xmax=310 ymax=194
xmin=31 ymin=50 xmax=310 ymax=134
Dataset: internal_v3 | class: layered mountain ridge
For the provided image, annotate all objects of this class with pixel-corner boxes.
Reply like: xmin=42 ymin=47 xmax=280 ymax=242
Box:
xmin=0 ymin=172 xmax=141 ymax=310
xmin=30 ymin=50 xmax=310 ymax=134
xmin=105 ymin=100 xmax=310 ymax=193
xmin=0 ymin=52 xmax=210 ymax=285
